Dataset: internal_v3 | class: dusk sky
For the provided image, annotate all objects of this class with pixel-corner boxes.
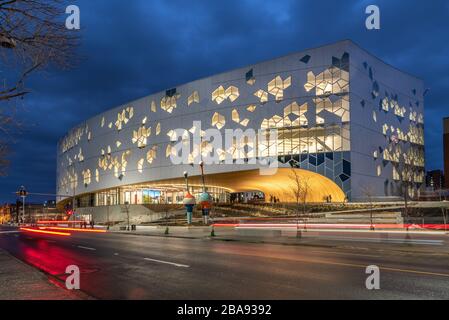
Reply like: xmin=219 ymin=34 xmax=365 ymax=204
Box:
xmin=1 ymin=0 xmax=448 ymax=203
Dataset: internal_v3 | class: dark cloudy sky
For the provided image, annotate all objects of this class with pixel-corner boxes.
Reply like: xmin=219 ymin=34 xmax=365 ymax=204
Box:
xmin=1 ymin=0 xmax=448 ymax=203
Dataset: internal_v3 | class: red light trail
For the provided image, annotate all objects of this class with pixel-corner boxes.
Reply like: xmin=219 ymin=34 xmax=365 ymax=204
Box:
xmin=20 ymin=227 xmax=71 ymax=236
xmin=39 ymin=226 xmax=107 ymax=233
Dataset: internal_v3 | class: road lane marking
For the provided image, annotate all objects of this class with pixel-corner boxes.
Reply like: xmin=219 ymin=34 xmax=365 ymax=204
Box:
xmin=0 ymin=231 xmax=20 ymax=234
xmin=312 ymin=236 xmax=443 ymax=246
xmin=77 ymin=246 xmax=96 ymax=251
xmin=144 ymin=257 xmax=189 ymax=268
xmin=310 ymin=250 xmax=380 ymax=258
xmin=214 ymin=249 xmax=449 ymax=278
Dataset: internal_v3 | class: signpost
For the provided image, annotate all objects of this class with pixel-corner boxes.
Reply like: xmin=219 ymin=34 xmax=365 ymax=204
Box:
xmin=16 ymin=186 xmax=28 ymax=225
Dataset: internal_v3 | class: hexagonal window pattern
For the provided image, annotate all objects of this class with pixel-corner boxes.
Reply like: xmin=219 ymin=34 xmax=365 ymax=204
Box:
xmin=284 ymin=102 xmax=308 ymax=126
xmin=212 ymin=85 xmax=240 ymax=104
xmin=132 ymin=125 xmax=151 ymax=149
xmin=188 ymin=91 xmax=200 ymax=106
xmin=254 ymin=89 xmax=268 ymax=103
xmin=161 ymin=93 xmax=180 ymax=114
xmin=115 ymin=106 xmax=134 ymax=131
xmin=211 ymin=112 xmax=226 ymax=130
xmin=147 ymin=146 xmax=157 ymax=164
xmin=268 ymin=76 xmax=291 ymax=101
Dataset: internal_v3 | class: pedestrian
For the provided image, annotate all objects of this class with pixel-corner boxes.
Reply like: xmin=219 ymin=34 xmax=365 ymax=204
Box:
xmin=90 ymin=219 xmax=95 ymax=229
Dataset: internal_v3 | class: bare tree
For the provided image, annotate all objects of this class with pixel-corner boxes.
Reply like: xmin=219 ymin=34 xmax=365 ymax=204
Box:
xmin=0 ymin=0 xmax=79 ymax=100
xmin=360 ymin=183 xmax=375 ymax=230
xmin=0 ymin=0 xmax=79 ymax=172
xmin=289 ymin=168 xmax=311 ymax=237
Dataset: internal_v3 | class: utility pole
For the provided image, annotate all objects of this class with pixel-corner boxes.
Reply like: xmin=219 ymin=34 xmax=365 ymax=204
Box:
xmin=125 ymin=201 xmax=130 ymax=231
xmin=107 ymin=195 xmax=111 ymax=230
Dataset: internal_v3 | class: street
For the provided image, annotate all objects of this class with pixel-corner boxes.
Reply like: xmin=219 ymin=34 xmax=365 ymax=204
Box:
xmin=1 ymin=225 xmax=449 ymax=299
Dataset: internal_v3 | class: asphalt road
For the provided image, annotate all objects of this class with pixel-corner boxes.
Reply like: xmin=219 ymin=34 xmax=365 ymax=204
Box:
xmin=1 ymin=225 xmax=449 ymax=299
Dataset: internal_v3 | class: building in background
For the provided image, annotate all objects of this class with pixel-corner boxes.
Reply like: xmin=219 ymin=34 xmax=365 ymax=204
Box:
xmin=56 ymin=40 xmax=425 ymax=216
xmin=444 ymin=117 xmax=449 ymax=189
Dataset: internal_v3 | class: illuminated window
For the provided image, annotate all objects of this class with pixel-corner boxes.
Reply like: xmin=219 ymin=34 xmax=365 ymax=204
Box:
xmin=240 ymin=119 xmax=250 ymax=127
xmin=60 ymin=126 xmax=84 ymax=153
xmin=166 ymin=144 xmax=174 ymax=158
xmin=377 ymin=165 xmax=381 ymax=176
xmin=132 ymin=125 xmax=151 ymax=149
xmin=147 ymin=146 xmax=157 ymax=164
xmin=212 ymin=86 xmax=240 ymax=104
xmin=284 ymin=102 xmax=308 ymax=126
xmin=113 ymin=150 xmax=131 ymax=178
xmin=82 ymin=169 xmax=91 ymax=186
xmin=212 ymin=86 xmax=226 ymax=104
xmin=161 ymin=93 xmax=180 ymax=114
xmin=77 ymin=148 xmax=84 ymax=162
xmin=393 ymin=166 xmax=400 ymax=181
xmin=211 ymin=112 xmax=226 ymax=129
xmin=188 ymin=91 xmax=200 ymax=106
xmin=246 ymin=105 xmax=257 ymax=112
xmin=231 ymin=109 xmax=250 ymax=127
xmin=381 ymin=97 xmax=389 ymax=112
xmin=167 ymin=130 xmax=177 ymax=142
xmin=314 ymin=97 xmax=349 ymax=123
xmin=115 ymin=107 xmax=134 ymax=131
xmin=95 ymin=169 xmax=99 ymax=183
xmin=254 ymin=89 xmax=268 ymax=103
xmin=101 ymin=117 xmax=105 ymax=128
xmin=116 ymin=141 xmax=121 ymax=148
xmin=304 ymin=66 xmax=349 ymax=96
xmin=268 ymin=76 xmax=291 ymax=101
xmin=417 ymin=113 xmax=424 ymax=124
xmin=409 ymin=109 xmax=417 ymax=122
xmin=151 ymin=101 xmax=157 ymax=113
xmin=232 ymin=109 xmax=240 ymax=123
xmin=373 ymin=111 xmax=377 ymax=123
xmin=137 ymin=159 xmax=144 ymax=173
xmin=226 ymin=86 xmax=239 ymax=102
xmin=156 ymin=123 xmax=161 ymax=136
xmin=392 ymin=101 xmax=406 ymax=118
xmin=373 ymin=150 xmax=378 ymax=160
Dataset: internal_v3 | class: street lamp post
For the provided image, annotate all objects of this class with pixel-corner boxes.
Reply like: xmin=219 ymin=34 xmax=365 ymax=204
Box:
xmin=107 ymin=195 xmax=111 ymax=230
xmin=16 ymin=186 xmax=27 ymax=225
xmin=125 ymin=201 xmax=130 ymax=231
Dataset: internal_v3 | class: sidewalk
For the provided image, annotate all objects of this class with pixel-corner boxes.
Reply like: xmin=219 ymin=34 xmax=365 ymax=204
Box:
xmin=0 ymin=249 xmax=79 ymax=300
xmin=110 ymin=225 xmax=449 ymax=255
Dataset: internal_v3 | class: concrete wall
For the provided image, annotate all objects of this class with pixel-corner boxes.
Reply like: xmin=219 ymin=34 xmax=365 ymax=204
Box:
xmin=75 ymin=205 xmax=184 ymax=224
